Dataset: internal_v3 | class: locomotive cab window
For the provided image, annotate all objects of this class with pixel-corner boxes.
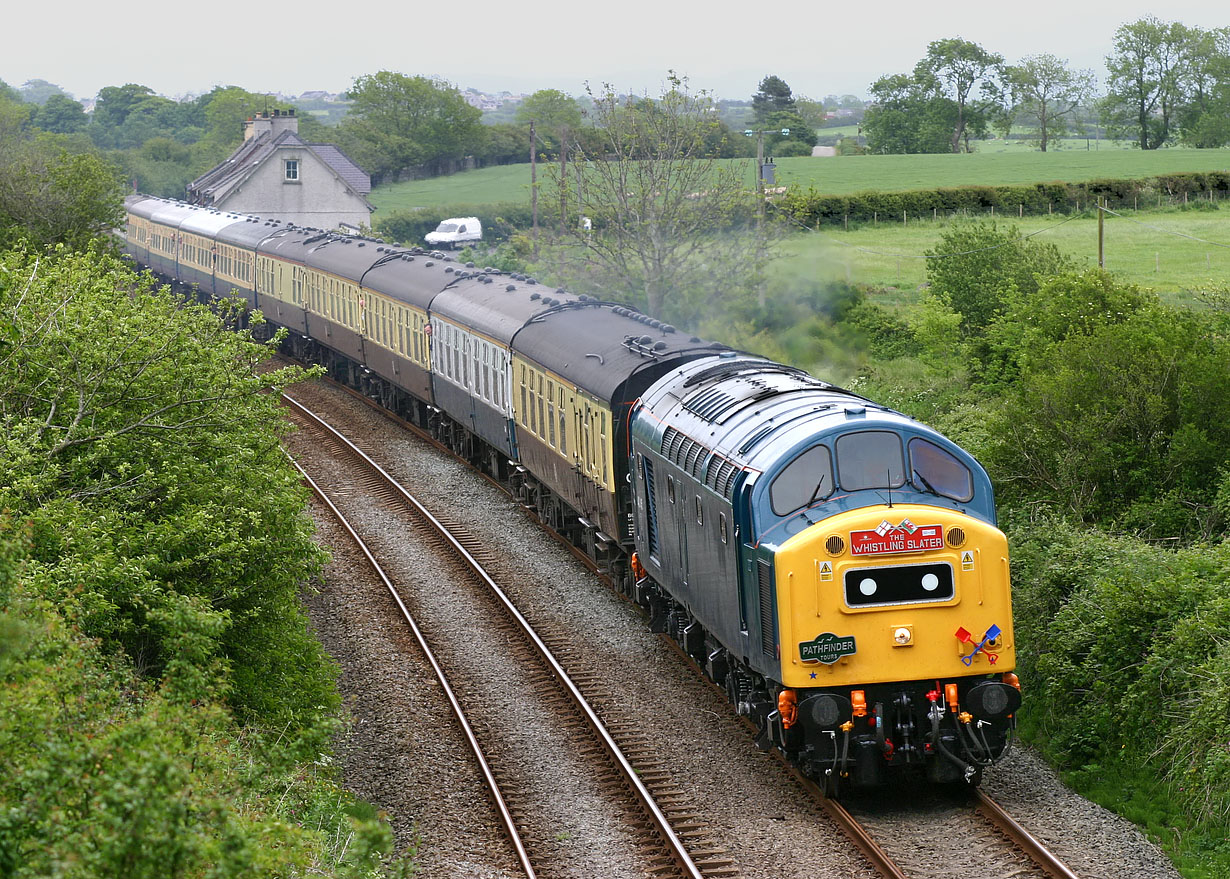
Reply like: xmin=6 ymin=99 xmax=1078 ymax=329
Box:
xmin=835 ymin=431 xmax=905 ymax=491
xmin=770 ymin=445 xmax=834 ymax=516
xmin=908 ymin=438 xmax=974 ymax=502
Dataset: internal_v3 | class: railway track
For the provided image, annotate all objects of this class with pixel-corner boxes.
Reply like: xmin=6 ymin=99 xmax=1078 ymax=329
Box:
xmin=283 ymin=393 xmax=735 ymax=879
xmin=283 ymin=378 xmax=1084 ymax=879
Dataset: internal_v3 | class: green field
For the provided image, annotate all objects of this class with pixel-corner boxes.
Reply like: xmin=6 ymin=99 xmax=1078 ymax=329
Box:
xmin=370 ymin=148 xmax=1230 ymax=213
xmin=775 ymin=206 xmax=1230 ymax=304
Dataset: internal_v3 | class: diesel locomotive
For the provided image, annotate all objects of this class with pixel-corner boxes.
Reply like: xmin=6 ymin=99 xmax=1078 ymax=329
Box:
xmin=121 ymin=195 xmax=1021 ymax=791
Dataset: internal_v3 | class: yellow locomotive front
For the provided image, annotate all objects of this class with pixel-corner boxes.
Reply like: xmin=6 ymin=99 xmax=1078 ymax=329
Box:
xmin=769 ymin=504 xmax=1020 ymax=788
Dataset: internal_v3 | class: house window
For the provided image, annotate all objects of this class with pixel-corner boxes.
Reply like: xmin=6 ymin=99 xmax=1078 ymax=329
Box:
xmin=285 ymin=159 xmax=299 ymax=181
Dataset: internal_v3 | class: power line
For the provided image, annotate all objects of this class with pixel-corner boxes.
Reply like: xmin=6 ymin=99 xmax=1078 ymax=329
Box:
xmin=1099 ymin=205 xmax=1230 ymax=249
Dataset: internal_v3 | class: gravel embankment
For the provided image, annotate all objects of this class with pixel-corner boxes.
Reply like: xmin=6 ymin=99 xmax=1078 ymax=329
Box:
xmin=289 ymin=378 xmax=1181 ymax=879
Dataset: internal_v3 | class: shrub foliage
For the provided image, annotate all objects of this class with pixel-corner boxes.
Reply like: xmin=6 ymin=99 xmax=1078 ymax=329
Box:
xmin=0 ymin=246 xmax=407 ymax=876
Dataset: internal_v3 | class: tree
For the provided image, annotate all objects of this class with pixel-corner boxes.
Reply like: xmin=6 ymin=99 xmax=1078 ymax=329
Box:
xmin=915 ymin=38 xmax=1005 ymax=152
xmin=1180 ymin=27 xmax=1230 ymax=147
xmin=985 ymin=281 xmax=1230 ymax=538
xmin=0 ymin=247 xmax=402 ymax=877
xmin=474 ymin=122 xmax=527 ymax=166
xmin=925 ymin=220 xmax=1069 ymax=337
xmin=194 ymin=85 xmax=291 ymax=161
xmin=863 ymin=72 xmax=957 ymax=154
xmin=0 ymin=126 xmax=124 ymax=250
xmin=793 ymin=96 xmax=827 ymax=129
xmin=18 ymin=78 xmax=70 ymax=105
xmin=516 ymin=88 xmax=583 ymax=156
xmin=339 ymin=71 xmax=484 ymax=178
xmin=1102 ymin=17 xmax=1192 ymax=149
xmin=752 ymin=75 xmax=797 ymax=121
xmin=90 ymin=83 xmax=156 ymax=131
xmin=31 ymin=93 xmax=88 ymax=134
xmin=547 ymin=74 xmax=762 ymax=321
xmin=89 ymin=84 xmax=194 ymax=150
xmin=1004 ymin=54 xmax=1095 ymax=150
xmin=751 ymin=75 xmax=816 ymax=151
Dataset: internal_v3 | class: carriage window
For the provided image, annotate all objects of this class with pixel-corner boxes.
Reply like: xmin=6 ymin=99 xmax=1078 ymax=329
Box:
xmin=908 ymin=438 xmax=974 ymax=502
xmin=836 ymin=431 xmax=905 ymax=491
xmin=770 ymin=445 xmax=833 ymax=516
xmin=547 ymin=383 xmax=556 ymax=447
xmin=538 ymin=375 xmax=546 ymax=438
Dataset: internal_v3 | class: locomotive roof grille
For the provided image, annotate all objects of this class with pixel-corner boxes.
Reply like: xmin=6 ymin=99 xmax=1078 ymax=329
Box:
xmin=683 ymin=387 xmax=738 ymax=421
xmin=683 ymin=359 xmax=812 ymax=388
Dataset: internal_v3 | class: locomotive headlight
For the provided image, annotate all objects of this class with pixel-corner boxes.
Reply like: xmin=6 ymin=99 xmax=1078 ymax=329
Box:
xmin=807 ymin=693 xmax=852 ymax=729
xmin=892 ymin=626 xmax=913 ymax=646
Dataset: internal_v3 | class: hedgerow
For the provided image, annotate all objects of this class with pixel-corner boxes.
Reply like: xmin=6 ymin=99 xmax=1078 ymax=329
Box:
xmin=778 ymin=171 xmax=1230 ymax=227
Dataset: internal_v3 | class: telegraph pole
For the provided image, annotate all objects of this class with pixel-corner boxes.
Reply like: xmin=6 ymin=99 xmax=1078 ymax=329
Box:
xmin=1097 ymin=197 xmax=1105 ymax=268
xmin=744 ymin=127 xmax=789 ymax=307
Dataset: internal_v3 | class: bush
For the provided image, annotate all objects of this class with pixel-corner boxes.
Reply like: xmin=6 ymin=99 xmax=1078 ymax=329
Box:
xmin=1009 ymin=525 xmax=1230 ymax=838
xmin=984 ymin=297 xmax=1230 ymax=540
xmin=0 ymin=245 xmax=409 ymax=877
xmin=924 ymin=219 xmax=1069 ymax=335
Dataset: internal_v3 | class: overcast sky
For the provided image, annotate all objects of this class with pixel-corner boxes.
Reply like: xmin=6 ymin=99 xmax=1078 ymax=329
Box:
xmin=6 ymin=2 xmax=1225 ymax=103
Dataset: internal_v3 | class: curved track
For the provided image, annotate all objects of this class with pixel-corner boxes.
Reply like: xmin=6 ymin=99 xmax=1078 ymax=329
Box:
xmin=284 ymin=392 xmax=716 ymax=879
xmin=283 ymin=377 xmax=1085 ymax=879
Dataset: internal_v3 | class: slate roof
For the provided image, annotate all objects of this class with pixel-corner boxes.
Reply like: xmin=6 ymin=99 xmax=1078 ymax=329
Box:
xmin=187 ymin=130 xmax=372 ymax=207
xmin=307 ymin=143 xmax=371 ymax=195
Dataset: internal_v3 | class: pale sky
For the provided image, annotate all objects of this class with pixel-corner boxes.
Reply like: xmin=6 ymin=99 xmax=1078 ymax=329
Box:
xmin=6 ymin=1 xmax=1226 ymax=103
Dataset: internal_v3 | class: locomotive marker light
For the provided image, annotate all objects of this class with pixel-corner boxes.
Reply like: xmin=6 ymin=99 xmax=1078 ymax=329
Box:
xmin=892 ymin=625 xmax=913 ymax=646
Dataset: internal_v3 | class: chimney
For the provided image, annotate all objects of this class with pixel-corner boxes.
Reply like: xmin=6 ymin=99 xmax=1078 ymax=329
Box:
xmin=243 ymin=112 xmax=274 ymax=143
xmin=271 ymin=107 xmax=298 ymax=138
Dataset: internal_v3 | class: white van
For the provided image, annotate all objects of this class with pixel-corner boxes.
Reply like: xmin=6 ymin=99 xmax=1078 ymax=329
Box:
xmin=425 ymin=217 xmax=482 ymax=248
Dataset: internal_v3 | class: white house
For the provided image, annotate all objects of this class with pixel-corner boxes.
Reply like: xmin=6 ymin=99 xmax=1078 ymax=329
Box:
xmin=187 ymin=109 xmax=374 ymax=232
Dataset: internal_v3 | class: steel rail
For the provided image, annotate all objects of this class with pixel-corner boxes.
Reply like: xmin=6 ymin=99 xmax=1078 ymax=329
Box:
xmin=283 ymin=449 xmax=538 ymax=879
xmin=283 ymin=393 xmax=706 ymax=879
xmin=283 ymin=379 xmax=1078 ymax=879
xmin=974 ymin=790 xmax=1082 ymax=879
